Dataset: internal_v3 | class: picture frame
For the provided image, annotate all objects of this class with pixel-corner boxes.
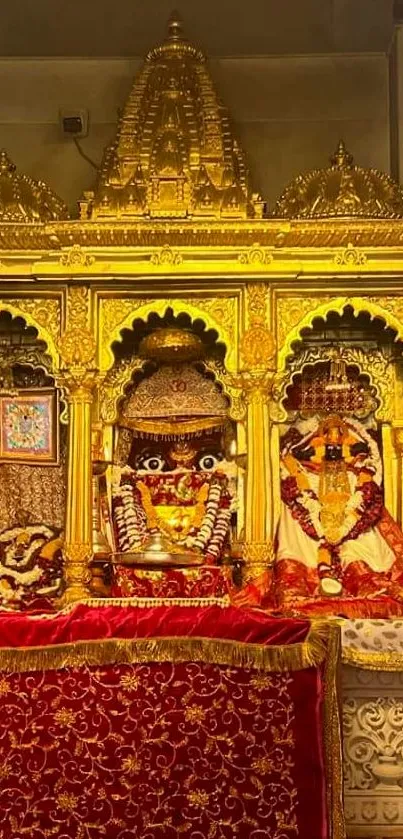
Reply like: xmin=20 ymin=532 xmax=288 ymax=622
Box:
xmin=0 ymin=389 xmax=59 ymax=465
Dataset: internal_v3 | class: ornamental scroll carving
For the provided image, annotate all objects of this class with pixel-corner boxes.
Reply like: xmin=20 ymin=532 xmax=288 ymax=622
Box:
xmin=58 ymin=286 xmax=96 ymax=371
xmin=276 ymin=296 xmax=332 ymax=349
xmin=4 ymin=298 xmax=61 ymax=352
xmin=343 ymin=698 xmax=403 ymax=792
xmin=240 ymin=284 xmax=275 ymax=372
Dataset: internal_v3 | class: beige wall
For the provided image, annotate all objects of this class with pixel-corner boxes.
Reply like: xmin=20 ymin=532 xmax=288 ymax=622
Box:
xmin=0 ymin=53 xmax=390 ymax=213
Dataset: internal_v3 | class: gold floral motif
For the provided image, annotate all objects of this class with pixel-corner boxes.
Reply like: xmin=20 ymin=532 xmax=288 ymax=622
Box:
xmin=58 ymin=328 xmax=97 ymax=370
xmin=66 ymin=285 xmax=90 ymax=329
xmin=241 ymin=326 xmax=276 ymax=372
xmin=0 ymin=659 xmax=319 ymax=838
xmin=334 ymin=243 xmax=367 ymax=266
xmin=60 ymin=245 xmax=95 ymax=268
xmin=150 ymin=246 xmax=182 ymax=265
xmin=246 ymin=282 xmax=268 ymax=325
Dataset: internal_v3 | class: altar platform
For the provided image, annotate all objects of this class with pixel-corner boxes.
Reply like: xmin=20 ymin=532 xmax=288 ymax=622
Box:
xmin=0 ymin=603 xmax=342 ymax=839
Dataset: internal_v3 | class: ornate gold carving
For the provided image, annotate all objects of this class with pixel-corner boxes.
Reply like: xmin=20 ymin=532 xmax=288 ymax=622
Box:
xmin=1 ymin=297 xmax=61 ymax=362
xmin=277 ymin=296 xmax=332 ymax=349
xmin=150 ymin=246 xmax=182 ymax=266
xmin=238 ymin=244 xmax=273 ymax=265
xmin=58 ymin=329 xmax=97 ymax=370
xmin=334 ymin=243 xmax=367 ymax=266
xmin=60 ymin=245 xmax=95 ymax=268
xmin=191 ymin=296 xmax=237 ymax=349
xmin=66 ymin=285 xmax=90 ymax=328
xmin=0 ymin=149 xmax=67 ymax=222
xmin=100 ymin=358 xmax=144 ymax=424
xmin=82 ymin=14 xmax=259 ymax=221
xmin=243 ymin=541 xmax=275 ymax=578
xmin=275 ymin=139 xmax=403 ymax=219
xmin=241 ymin=328 xmax=276 ymax=372
xmin=281 ymin=345 xmax=394 ymax=423
xmin=62 ymin=542 xmax=92 ymax=603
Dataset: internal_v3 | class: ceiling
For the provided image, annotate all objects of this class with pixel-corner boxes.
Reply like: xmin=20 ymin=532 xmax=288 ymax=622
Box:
xmin=0 ymin=0 xmax=395 ymax=57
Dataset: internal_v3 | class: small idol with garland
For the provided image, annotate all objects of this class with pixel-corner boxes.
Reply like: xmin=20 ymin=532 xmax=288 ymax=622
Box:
xmin=107 ymin=329 xmax=238 ymax=600
xmin=274 ymin=354 xmax=403 ymax=617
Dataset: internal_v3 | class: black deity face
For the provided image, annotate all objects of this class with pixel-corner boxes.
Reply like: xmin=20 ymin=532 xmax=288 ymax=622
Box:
xmin=128 ymin=431 xmax=224 ymax=473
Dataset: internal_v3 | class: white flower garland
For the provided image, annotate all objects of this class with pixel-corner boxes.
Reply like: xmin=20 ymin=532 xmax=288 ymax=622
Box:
xmin=113 ymin=471 xmax=232 ymax=560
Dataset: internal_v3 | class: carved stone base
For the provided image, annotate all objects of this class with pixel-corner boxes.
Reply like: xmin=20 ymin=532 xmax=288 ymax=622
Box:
xmin=343 ymin=666 xmax=403 ymax=838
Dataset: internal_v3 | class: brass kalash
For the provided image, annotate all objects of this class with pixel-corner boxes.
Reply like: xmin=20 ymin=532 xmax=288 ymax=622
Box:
xmin=102 ymin=328 xmax=236 ymax=581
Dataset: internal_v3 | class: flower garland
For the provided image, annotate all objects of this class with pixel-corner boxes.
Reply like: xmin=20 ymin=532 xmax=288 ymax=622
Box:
xmin=281 ymin=417 xmax=384 ymax=569
xmin=113 ymin=470 xmax=232 ymax=563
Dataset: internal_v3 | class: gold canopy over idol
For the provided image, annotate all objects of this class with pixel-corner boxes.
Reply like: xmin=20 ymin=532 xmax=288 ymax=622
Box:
xmin=121 ymin=328 xmax=228 ymax=439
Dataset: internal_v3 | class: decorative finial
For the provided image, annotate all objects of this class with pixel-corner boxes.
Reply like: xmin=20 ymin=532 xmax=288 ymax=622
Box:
xmin=167 ymin=11 xmax=183 ymax=41
xmin=330 ymin=140 xmax=354 ymax=169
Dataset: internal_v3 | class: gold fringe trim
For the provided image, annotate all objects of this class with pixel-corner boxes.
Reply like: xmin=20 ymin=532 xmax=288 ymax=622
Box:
xmin=127 ymin=417 xmax=226 ymax=438
xmin=0 ymin=619 xmax=335 ymax=675
xmin=322 ymin=623 xmax=346 ymax=839
xmin=85 ymin=596 xmax=231 ymax=608
xmin=342 ymin=646 xmax=403 ymax=671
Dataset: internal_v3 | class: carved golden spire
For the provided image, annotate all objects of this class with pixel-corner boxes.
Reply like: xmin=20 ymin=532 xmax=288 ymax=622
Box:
xmin=81 ymin=14 xmax=263 ymax=221
xmin=0 ymin=149 xmax=67 ymax=222
xmin=274 ymin=140 xmax=403 ymax=219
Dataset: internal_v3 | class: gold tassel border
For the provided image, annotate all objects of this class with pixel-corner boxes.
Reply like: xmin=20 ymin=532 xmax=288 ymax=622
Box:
xmin=342 ymin=646 xmax=403 ymax=671
xmin=0 ymin=619 xmax=338 ymax=675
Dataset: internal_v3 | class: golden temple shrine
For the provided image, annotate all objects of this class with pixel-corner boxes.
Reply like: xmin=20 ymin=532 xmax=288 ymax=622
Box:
xmin=3 ymin=10 xmax=403 ymax=839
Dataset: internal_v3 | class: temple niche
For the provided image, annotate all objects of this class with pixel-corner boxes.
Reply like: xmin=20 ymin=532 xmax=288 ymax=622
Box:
xmin=272 ymin=307 xmax=403 ymax=617
xmin=94 ymin=313 xmax=241 ymax=600
xmin=0 ymin=311 xmax=65 ymax=609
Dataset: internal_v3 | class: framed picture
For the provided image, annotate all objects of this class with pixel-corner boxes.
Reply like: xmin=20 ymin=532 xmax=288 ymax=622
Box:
xmin=0 ymin=389 xmax=59 ymax=465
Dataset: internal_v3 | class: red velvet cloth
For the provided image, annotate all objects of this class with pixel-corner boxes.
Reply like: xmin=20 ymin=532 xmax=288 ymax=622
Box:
xmin=0 ymin=603 xmax=310 ymax=648
xmin=0 ymin=607 xmax=333 ymax=839
xmin=111 ymin=564 xmax=230 ymax=599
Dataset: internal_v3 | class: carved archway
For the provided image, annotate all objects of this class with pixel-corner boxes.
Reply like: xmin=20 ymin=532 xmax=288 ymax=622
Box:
xmin=274 ymin=346 xmax=394 ymax=424
xmin=277 ymin=296 xmax=403 ymax=372
xmin=99 ymin=298 xmax=238 ymax=373
xmin=0 ymin=301 xmax=59 ymax=368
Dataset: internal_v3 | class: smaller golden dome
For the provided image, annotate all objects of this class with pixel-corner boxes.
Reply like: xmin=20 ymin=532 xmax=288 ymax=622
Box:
xmin=0 ymin=150 xmax=67 ymax=222
xmin=139 ymin=328 xmax=204 ymax=363
xmin=275 ymin=140 xmax=403 ymax=219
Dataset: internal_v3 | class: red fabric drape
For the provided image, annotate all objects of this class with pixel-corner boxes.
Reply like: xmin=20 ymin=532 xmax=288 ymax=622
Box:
xmin=0 ymin=604 xmax=311 ymax=648
xmin=0 ymin=606 xmax=338 ymax=839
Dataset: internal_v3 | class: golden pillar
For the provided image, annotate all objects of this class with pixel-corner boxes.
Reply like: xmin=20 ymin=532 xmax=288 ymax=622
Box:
xmin=58 ymin=322 xmax=98 ymax=604
xmin=237 ymin=317 xmax=277 ymax=586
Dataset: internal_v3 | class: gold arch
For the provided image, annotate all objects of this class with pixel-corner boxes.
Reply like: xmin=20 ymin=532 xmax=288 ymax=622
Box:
xmin=99 ymin=357 xmax=239 ymax=427
xmin=0 ymin=301 xmax=59 ymax=367
xmin=100 ymin=299 xmax=236 ymax=373
xmin=277 ymin=296 xmax=403 ymax=372
xmin=274 ymin=346 xmax=394 ymax=424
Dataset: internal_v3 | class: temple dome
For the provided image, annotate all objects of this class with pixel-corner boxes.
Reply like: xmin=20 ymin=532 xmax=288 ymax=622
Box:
xmin=82 ymin=14 xmax=263 ymax=221
xmin=274 ymin=141 xmax=403 ymax=219
xmin=0 ymin=149 xmax=67 ymax=222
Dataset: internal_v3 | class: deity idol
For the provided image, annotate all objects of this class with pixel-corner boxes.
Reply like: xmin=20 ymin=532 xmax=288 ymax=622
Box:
xmin=275 ymin=413 xmax=403 ymax=616
xmin=0 ymin=512 xmax=63 ymax=609
xmin=109 ymin=329 xmax=237 ymax=598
